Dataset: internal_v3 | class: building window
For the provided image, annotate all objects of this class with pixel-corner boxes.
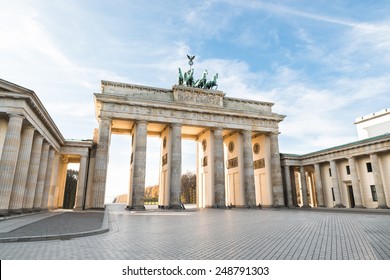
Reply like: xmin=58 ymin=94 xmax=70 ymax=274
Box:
xmin=370 ymin=185 xmax=378 ymax=202
xmin=329 ymin=168 xmax=332 ymax=177
xmin=346 ymin=165 xmax=350 ymax=175
xmin=331 ymin=187 xmax=335 ymax=202
xmin=366 ymin=162 xmax=373 ymax=173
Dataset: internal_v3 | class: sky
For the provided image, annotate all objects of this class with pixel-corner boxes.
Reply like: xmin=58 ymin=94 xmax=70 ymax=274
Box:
xmin=1 ymin=0 xmax=390 ymax=202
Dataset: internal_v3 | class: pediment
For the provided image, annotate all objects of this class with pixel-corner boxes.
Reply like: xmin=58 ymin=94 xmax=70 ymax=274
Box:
xmin=0 ymin=78 xmax=33 ymax=94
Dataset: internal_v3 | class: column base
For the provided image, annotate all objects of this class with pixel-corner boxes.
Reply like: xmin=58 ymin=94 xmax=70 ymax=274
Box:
xmin=272 ymin=205 xmax=286 ymax=209
xmin=168 ymin=204 xmax=186 ymax=210
xmin=125 ymin=205 xmax=146 ymax=211
xmin=0 ymin=209 xmax=10 ymax=217
xmin=212 ymin=204 xmax=227 ymax=209
xmin=8 ymin=209 xmax=23 ymax=215
xmin=353 ymin=205 xmax=365 ymax=209
xmin=334 ymin=204 xmax=346 ymax=208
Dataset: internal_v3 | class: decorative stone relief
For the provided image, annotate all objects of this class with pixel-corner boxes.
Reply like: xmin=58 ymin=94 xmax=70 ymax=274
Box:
xmin=162 ymin=153 xmax=168 ymax=166
xmin=227 ymin=157 xmax=238 ymax=169
xmin=201 ymin=156 xmax=208 ymax=167
xmin=254 ymin=158 xmax=265 ymax=169
xmin=173 ymin=86 xmax=224 ymax=108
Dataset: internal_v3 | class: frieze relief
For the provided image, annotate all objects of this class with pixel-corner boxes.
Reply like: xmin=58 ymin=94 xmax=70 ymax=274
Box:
xmin=103 ymin=103 xmax=279 ymax=130
xmin=173 ymin=87 xmax=223 ymax=107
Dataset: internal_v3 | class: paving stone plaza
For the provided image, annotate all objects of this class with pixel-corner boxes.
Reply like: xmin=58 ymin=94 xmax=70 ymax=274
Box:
xmin=1 ymin=204 xmax=390 ymax=260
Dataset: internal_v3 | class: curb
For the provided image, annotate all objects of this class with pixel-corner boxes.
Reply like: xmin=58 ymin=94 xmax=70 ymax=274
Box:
xmin=0 ymin=208 xmax=110 ymax=243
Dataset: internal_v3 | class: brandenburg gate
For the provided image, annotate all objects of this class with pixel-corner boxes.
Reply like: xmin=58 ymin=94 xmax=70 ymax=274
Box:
xmin=89 ymin=79 xmax=285 ymax=210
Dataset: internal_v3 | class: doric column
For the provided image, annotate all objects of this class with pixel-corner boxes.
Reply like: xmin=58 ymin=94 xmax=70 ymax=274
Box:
xmin=242 ymin=130 xmax=256 ymax=207
xmin=313 ymin=163 xmax=325 ymax=207
xmin=74 ymin=155 xmax=88 ymax=210
xmin=283 ymin=165 xmax=294 ymax=207
xmin=329 ymin=160 xmax=344 ymax=207
xmin=41 ymin=147 xmax=55 ymax=209
xmin=47 ymin=151 xmax=60 ymax=209
xmin=56 ymin=157 xmax=69 ymax=208
xmin=291 ymin=168 xmax=299 ymax=206
xmin=33 ymin=142 xmax=50 ymax=211
xmin=370 ymin=153 xmax=387 ymax=208
xmin=348 ymin=157 xmax=363 ymax=208
xmin=299 ymin=166 xmax=310 ymax=207
xmin=9 ymin=126 xmax=35 ymax=213
xmin=126 ymin=121 xmax=148 ymax=210
xmin=270 ymin=132 xmax=284 ymax=207
xmin=0 ymin=114 xmax=24 ymax=215
xmin=213 ymin=128 xmax=226 ymax=207
xmin=170 ymin=123 xmax=182 ymax=208
xmin=22 ymin=134 xmax=44 ymax=212
xmin=92 ymin=117 xmax=112 ymax=209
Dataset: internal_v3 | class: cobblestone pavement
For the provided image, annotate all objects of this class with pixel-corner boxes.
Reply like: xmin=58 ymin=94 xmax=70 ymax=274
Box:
xmin=0 ymin=204 xmax=390 ymax=260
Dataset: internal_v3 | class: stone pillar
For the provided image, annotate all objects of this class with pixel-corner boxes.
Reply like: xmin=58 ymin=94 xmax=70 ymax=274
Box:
xmin=40 ymin=147 xmax=55 ymax=210
xmin=213 ymin=128 xmax=225 ymax=208
xmin=348 ymin=157 xmax=363 ymax=208
xmin=242 ymin=130 xmax=256 ymax=207
xmin=291 ymin=167 xmax=299 ymax=207
xmin=270 ymin=133 xmax=284 ymax=207
xmin=22 ymin=134 xmax=44 ymax=212
xmin=74 ymin=155 xmax=88 ymax=210
xmin=47 ymin=152 xmax=60 ymax=209
xmin=299 ymin=166 xmax=310 ymax=207
xmin=92 ymin=117 xmax=111 ymax=209
xmin=330 ymin=160 xmax=344 ymax=207
xmin=56 ymin=157 xmax=69 ymax=208
xmin=283 ymin=165 xmax=294 ymax=207
xmin=126 ymin=121 xmax=148 ymax=210
xmin=170 ymin=123 xmax=182 ymax=208
xmin=33 ymin=142 xmax=50 ymax=211
xmin=84 ymin=148 xmax=96 ymax=209
xmin=370 ymin=153 xmax=387 ymax=208
xmin=313 ymin=163 xmax=325 ymax=207
xmin=9 ymin=126 xmax=35 ymax=213
xmin=0 ymin=114 xmax=24 ymax=215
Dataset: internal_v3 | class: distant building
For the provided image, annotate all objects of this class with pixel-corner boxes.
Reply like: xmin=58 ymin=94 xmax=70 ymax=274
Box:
xmin=355 ymin=108 xmax=390 ymax=140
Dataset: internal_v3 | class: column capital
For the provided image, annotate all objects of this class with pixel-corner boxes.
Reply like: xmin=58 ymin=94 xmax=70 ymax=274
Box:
xmin=241 ymin=129 xmax=252 ymax=136
xmin=8 ymin=113 xmax=24 ymax=119
xmin=171 ymin=123 xmax=182 ymax=128
xmin=23 ymin=125 xmax=35 ymax=131
xmin=136 ymin=120 xmax=148 ymax=125
xmin=98 ymin=116 xmax=112 ymax=121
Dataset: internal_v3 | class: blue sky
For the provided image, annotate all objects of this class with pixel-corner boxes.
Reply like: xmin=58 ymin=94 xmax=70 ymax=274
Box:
xmin=1 ymin=0 xmax=390 ymax=201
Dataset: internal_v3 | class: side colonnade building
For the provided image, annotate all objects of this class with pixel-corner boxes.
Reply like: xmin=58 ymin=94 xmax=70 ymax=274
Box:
xmin=0 ymin=79 xmax=92 ymax=216
xmin=281 ymin=133 xmax=390 ymax=209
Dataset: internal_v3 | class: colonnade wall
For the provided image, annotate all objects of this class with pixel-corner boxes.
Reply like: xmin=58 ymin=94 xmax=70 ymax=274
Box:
xmin=0 ymin=79 xmax=93 ymax=215
xmin=281 ymin=134 xmax=390 ymax=209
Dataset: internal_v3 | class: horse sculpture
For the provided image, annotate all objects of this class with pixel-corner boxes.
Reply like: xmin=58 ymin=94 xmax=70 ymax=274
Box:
xmin=178 ymin=68 xmax=184 ymax=85
xmin=205 ymin=73 xmax=218 ymax=90
xmin=195 ymin=70 xmax=208 ymax=88
xmin=184 ymin=69 xmax=195 ymax=87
